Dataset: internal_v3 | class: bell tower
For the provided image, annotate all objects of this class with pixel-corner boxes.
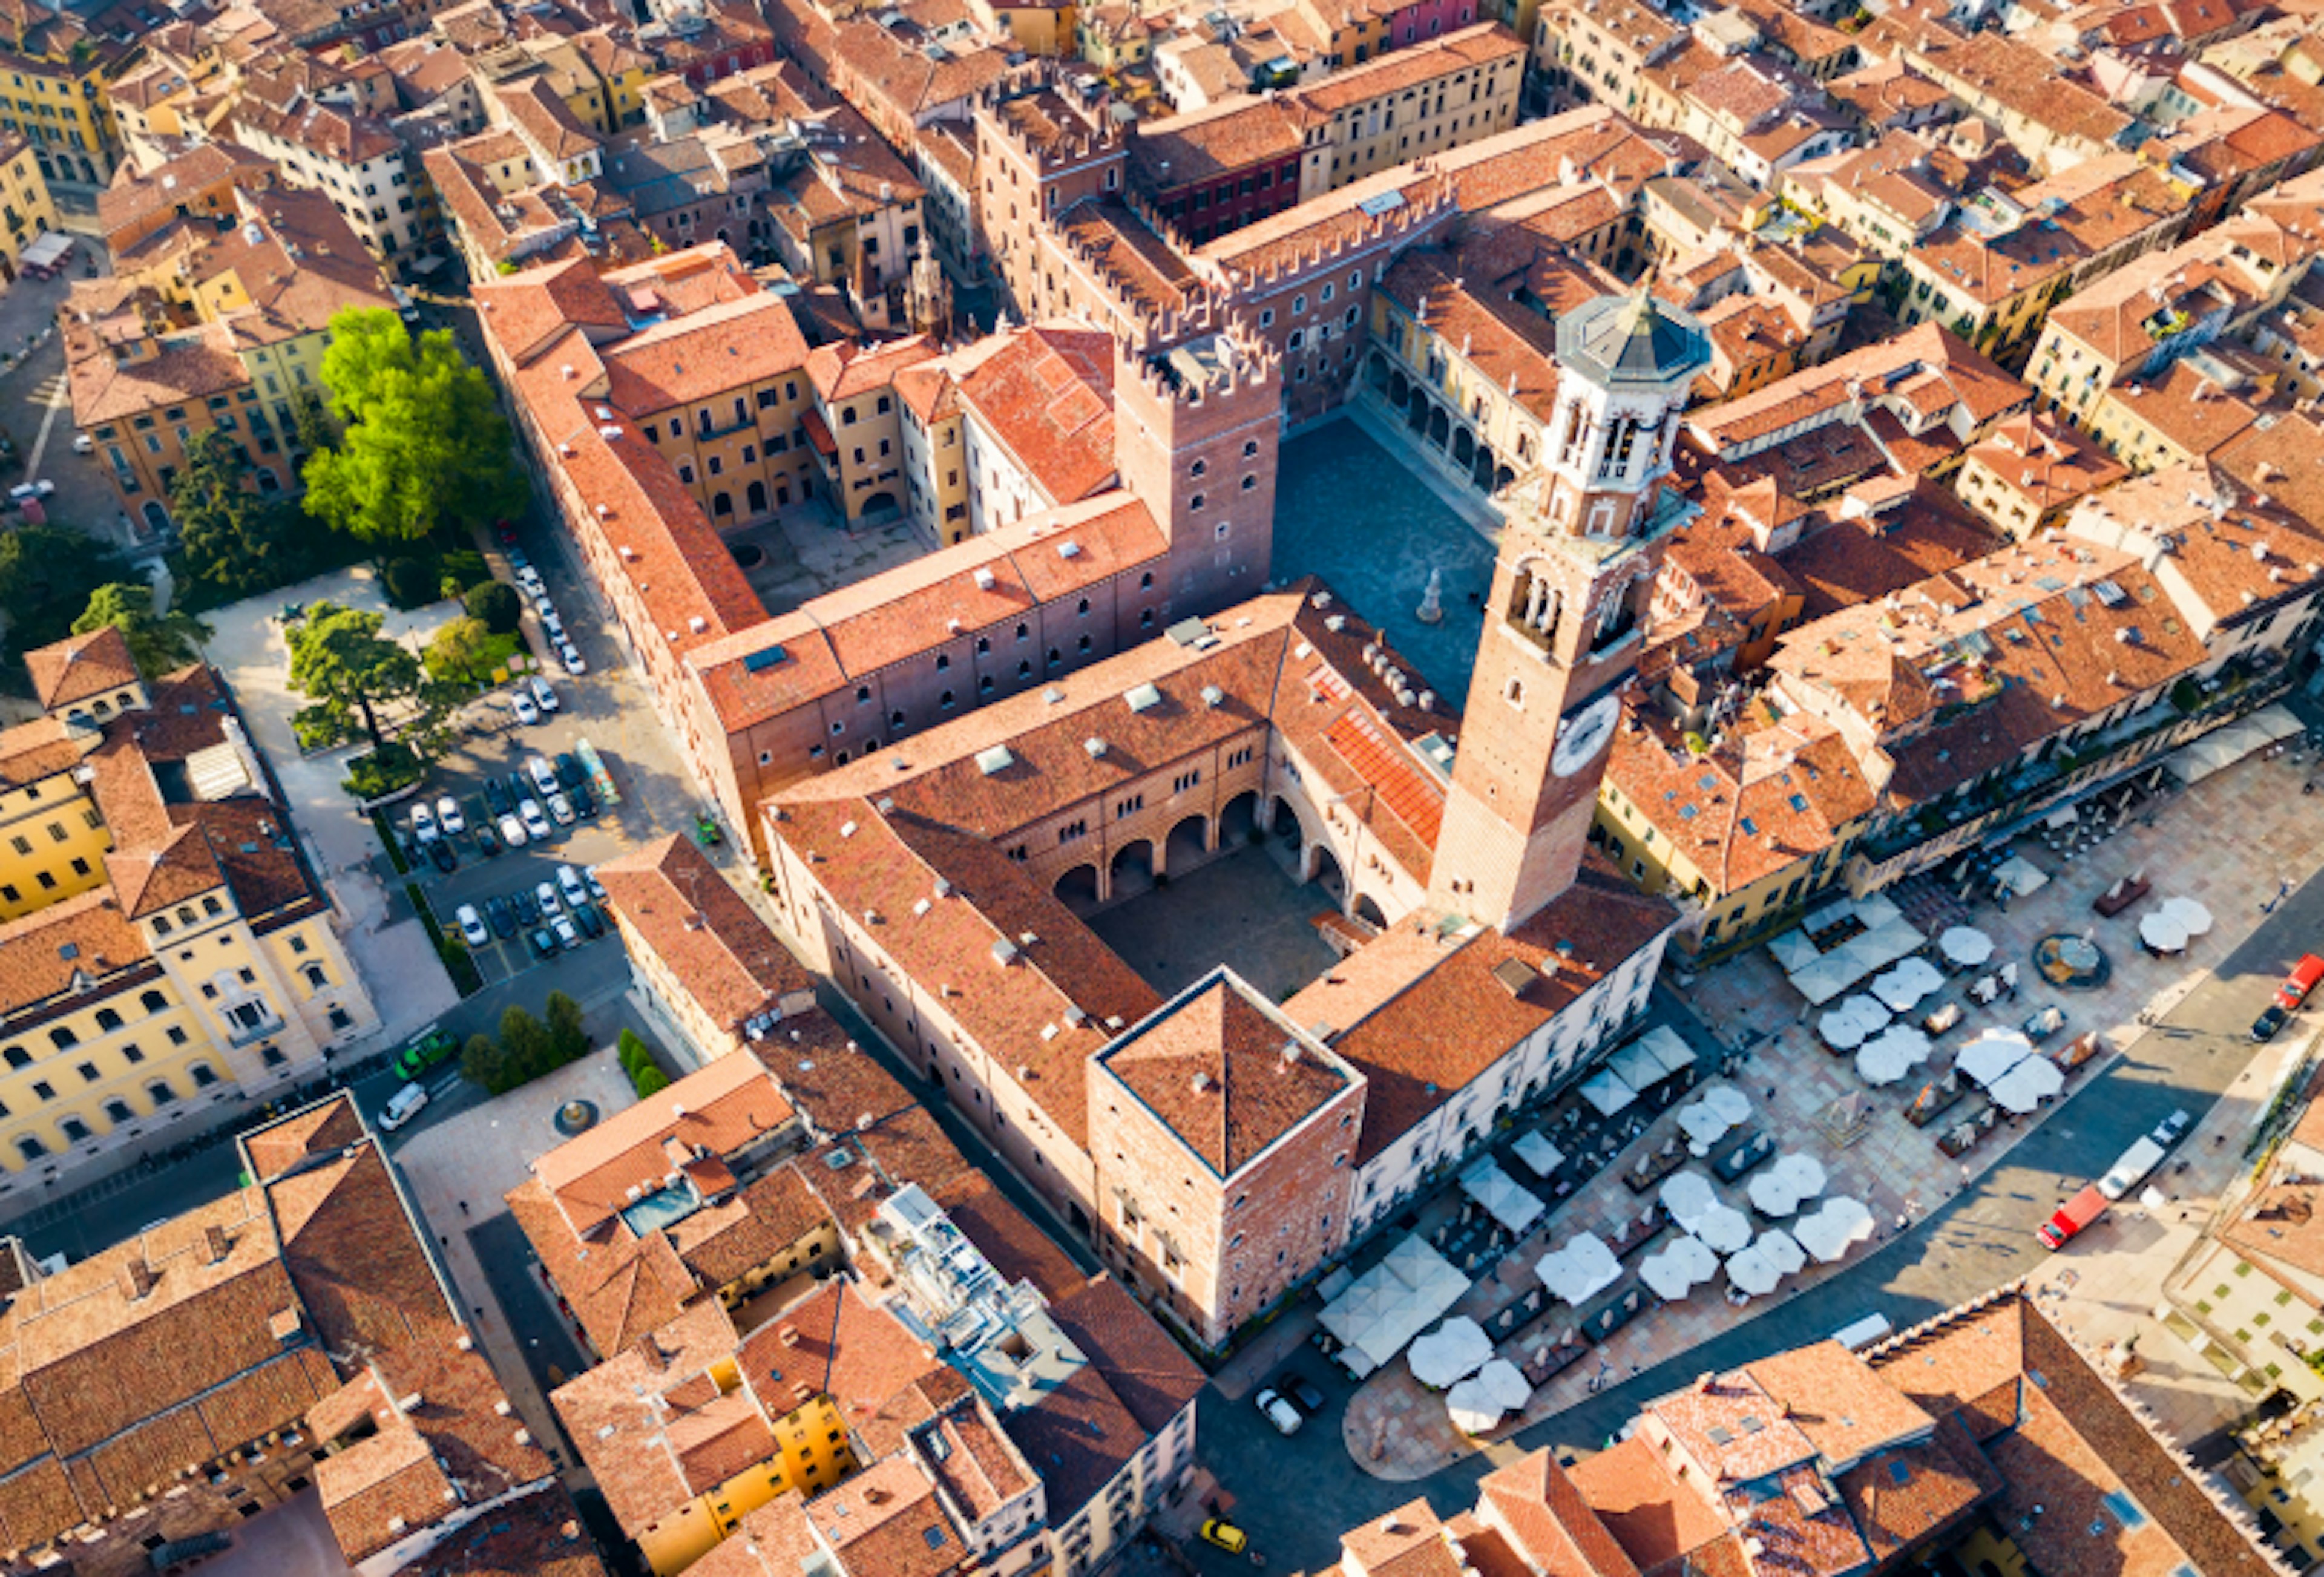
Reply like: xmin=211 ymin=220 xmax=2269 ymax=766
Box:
xmin=1428 ymin=288 xmax=1709 ymax=933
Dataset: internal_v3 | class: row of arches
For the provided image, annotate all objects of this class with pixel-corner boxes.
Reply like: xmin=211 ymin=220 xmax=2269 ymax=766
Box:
xmin=1371 ymin=356 xmax=1518 ymax=496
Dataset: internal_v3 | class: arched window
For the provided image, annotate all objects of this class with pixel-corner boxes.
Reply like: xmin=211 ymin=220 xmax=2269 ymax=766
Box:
xmin=48 ymin=1028 xmax=75 ymax=1052
xmin=140 ymin=990 xmax=166 ymax=1013
xmin=176 ymin=907 xmax=195 ymax=928
xmin=146 ymin=1080 xmax=176 ymax=1106
xmin=103 ymin=1099 xmax=131 ymax=1126
xmin=94 ymin=1009 xmax=121 ymax=1034
xmin=2 ymin=1048 xmax=27 ymax=1070
xmin=190 ymin=1064 xmax=219 ymax=1089
xmin=59 ymin=1118 xmax=88 ymax=1144
xmin=13 ymin=1136 xmax=43 ymax=1164
xmin=202 ymin=896 xmax=223 ymax=917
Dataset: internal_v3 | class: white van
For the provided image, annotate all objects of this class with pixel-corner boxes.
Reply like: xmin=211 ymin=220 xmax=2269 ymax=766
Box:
xmin=378 ymin=1083 xmax=429 ymax=1132
xmin=2098 ymin=1136 xmax=2167 ymax=1201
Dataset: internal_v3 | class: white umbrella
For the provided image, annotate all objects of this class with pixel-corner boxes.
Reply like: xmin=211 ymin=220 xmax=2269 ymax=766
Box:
xmin=1511 ymin=1130 xmax=1564 ymax=1178
xmin=1537 ymin=1233 xmax=1621 ymax=1306
xmin=1678 ymin=1099 xmax=1735 ymax=1146
xmin=1690 ymin=1201 xmax=1753 ymax=1254
xmin=1957 ymin=1029 xmax=2034 ymax=1087
xmin=1408 ymin=1317 xmax=1494 ymax=1387
xmin=1638 ymin=1234 xmax=1718 ymax=1299
xmin=1797 ymin=1198 xmax=1875 ymax=1263
xmin=1725 ymin=1242 xmax=1781 ymax=1297
xmin=2161 ymin=896 xmax=2214 ymax=936
xmin=1445 ymin=1359 xmax=1531 ymax=1434
xmin=2139 ymin=911 xmax=2188 ymax=954
xmin=1756 ymin=1228 xmax=1806 ymax=1274
xmin=1747 ymin=1154 xmax=1826 ymax=1217
xmin=1939 ymin=926 xmax=1994 ymax=966
xmin=1989 ymin=1056 xmax=2065 ymax=1114
xmin=1855 ymin=1039 xmax=1914 ymax=1087
xmin=1820 ymin=1006 xmax=1874 ymax=1051
xmin=1871 ymin=962 xmax=1938 ymax=1012
xmin=1701 ymin=1083 xmax=1752 ymax=1126
xmin=1660 ymin=1169 xmax=1718 ymax=1225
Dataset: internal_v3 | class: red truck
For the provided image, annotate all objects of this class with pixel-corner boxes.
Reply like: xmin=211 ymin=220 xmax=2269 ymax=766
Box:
xmin=2038 ymin=1185 xmax=2107 ymax=1250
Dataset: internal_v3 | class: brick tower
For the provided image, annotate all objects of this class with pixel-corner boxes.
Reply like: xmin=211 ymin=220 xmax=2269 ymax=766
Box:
xmin=1113 ymin=323 xmax=1280 ymax=616
xmin=1428 ymin=287 xmax=1710 ymax=932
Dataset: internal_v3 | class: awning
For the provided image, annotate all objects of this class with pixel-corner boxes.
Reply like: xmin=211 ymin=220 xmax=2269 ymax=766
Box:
xmin=1408 ymin=1316 xmax=1494 ymax=1387
xmin=1537 ymin=1232 xmax=1621 ymax=1306
xmin=1445 ymin=1359 xmax=1530 ymax=1434
xmin=1317 ymin=1233 xmax=1470 ymax=1377
xmin=19 ymin=231 xmax=70 ymax=269
xmin=2169 ymin=703 xmax=2304 ymax=784
xmin=1511 ymin=1130 xmax=1564 ymax=1178
xmin=1460 ymin=1157 xmax=1545 ymax=1236
xmin=1579 ymin=1067 xmax=1639 ymax=1116
xmin=1992 ymin=855 xmax=2049 ymax=898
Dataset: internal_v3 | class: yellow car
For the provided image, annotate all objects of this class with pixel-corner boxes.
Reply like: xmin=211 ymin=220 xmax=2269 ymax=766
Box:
xmin=1200 ymin=1520 xmax=1247 ymax=1555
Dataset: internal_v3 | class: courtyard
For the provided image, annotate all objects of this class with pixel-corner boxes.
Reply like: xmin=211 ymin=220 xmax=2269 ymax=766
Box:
xmin=1273 ymin=415 xmax=1498 ymax=704
xmin=723 ymin=499 xmax=924 ymax=617
xmin=1085 ymin=836 xmax=1342 ymax=1003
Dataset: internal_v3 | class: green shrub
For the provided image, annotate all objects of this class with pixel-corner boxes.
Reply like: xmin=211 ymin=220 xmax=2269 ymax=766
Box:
xmin=382 ymin=555 xmax=439 ymax=608
xmin=632 ymin=1066 xmax=671 ymax=1098
xmin=441 ymin=548 xmax=488 ymax=593
xmin=618 ymin=1028 xmax=652 ymax=1075
xmin=465 ymin=579 xmax=522 ymax=635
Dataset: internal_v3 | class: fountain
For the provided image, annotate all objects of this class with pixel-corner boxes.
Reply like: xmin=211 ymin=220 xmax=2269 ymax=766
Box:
xmin=1416 ymin=566 xmax=1445 ymax=625
xmin=554 ymin=1098 xmax=599 ymax=1136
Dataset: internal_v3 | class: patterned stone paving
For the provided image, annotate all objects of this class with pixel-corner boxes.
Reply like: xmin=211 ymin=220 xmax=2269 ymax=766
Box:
xmin=1338 ymin=739 xmax=2324 ymax=1478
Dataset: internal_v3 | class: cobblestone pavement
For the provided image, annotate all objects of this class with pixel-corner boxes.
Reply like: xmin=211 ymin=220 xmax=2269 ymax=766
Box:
xmin=1333 ymin=739 xmax=2324 ymax=1480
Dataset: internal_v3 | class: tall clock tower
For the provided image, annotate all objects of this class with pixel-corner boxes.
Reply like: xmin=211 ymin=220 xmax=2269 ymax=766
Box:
xmin=1428 ymin=288 xmax=1709 ymax=933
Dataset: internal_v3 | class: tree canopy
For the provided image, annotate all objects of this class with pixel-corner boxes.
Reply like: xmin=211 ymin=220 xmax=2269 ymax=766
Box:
xmin=286 ymin=600 xmax=425 ymax=748
xmin=0 ymin=524 xmax=128 ymax=656
xmin=72 ymin=583 xmax=209 ymax=678
xmin=301 ymin=309 xmax=525 ymax=546
xmin=172 ymin=430 xmax=307 ymax=605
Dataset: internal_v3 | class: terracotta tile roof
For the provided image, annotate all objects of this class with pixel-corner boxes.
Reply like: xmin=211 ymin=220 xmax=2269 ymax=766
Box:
xmin=554 ymin=1299 xmax=749 ymax=1533
xmin=1053 ymin=198 xmax=1203 ymax=322
xmin=1131 ymin=97 xmax=1303 ymax=189
xmin=668 ymin=1164 xmax=836 ymax=1290
xmin=807 ymin=332 xmax=940 ymax=404
xmin=1831 ymin=1415 xmax=1998 ymax=1563
xmin=267 ymin=1141 xmax=457 ymax=1354
xmin=1096 ymin=973 xmax=1354 ymax=1177
xmin=944 ymin=1179 xmax=1086 ymax=1302
xmin=1478 ymin=1449 xmax=1641 ymax=1577
xmin=598 ymin=834 xmax=813 ymax=1037
xmin=1042 ymin=1273 xmax=1202 ymax=1435
xmin=1772 ymin=482 xmax=2001 ymax=620
xmin=1567 ymin=1433 xmax=1735 ymax=1571
xmin=1747 ymin=1341 xmax=1935 ymax=1469
xmin=64 ymin=313 xmax=251 ymax=428
xmin=688 ymin=1492 xmax=818 ymax=1577
xmin=393 ymin=1482 xmax=609 ymax=1577
xmin=506 ymin=1177 xmax=695 ymax=1358
xmin=530 ymin=1054 xmax=797 ymax=1236
xmin=737 ymin=1279 xmax=948 ymax=1458
xmin=241 ymin=1100 xmax=367 ymax=1182
xmin=24 ymin=627 xmax=139 ymax=710
xmin=0 ymin=889 xmax=153 ymax=1024
xmin=1341 ymin=1500 xmax=1465 ymax=1577
xmin=809 ymin=1452 xmax=965 ymax=1577
xmin=997 ymin=1357 xmax=1149 ymax=1523
xmin=1686 ymin=323 xmax=2026 ymax=457
xmin=954 ymin=323 xmax=1118 ymax=507
xmin=1965 ymin=411 xmax=2130 ymax=519
xmin=749 ymin=1012 xmax=920 ymax=1139
xmin=1646 ymin=1366 xmax=1820 ymax=1483
xmin=601 ymin=290 xmax=812 ymax=416
xmin=1290 ymin=24 xmax=1523 ymax=117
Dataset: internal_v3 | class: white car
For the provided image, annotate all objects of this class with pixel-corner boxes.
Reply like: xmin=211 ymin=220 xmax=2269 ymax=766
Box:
xmin=526 ymin=756 xmax=559 ymax=798
xmin=378 ymin=1083 xmax=429 ymax=1132
xmin=552 ymin=915 xmax=581 ymax=950
xmin=583 ymin=865 xmax=607 ymax=902
xmin=8 ymin=480 xmax=54 ymax=504
xmin=556 ymin=864 xmax=588 ymax=908
xmin=534 ymin=880 xmax=562 ymax=917
xmin=509 ymin=689 xmax=540 ymax=726
xmin=1254 ymin=1388 xmax=1302 ymax=1436
xmin=514 ymin=566 xmax=544 ymax=595
xmin=559 ymin=642 xmax=587 ymax=675
xmin=70 ymin=433 xmax=91 ymax=455
xmin=547 ymin=791 xmax=576 ymax=826
xmin=540 ymin=609 xmax=565 ymax=641
xmin=454 ymin=904 xmax=488 ymax=946
xmin=528 ymin=675 xmax=559 ymax=713
xmin=518 ymin=798 xmax=551 ymax=841
xmin=497 ymin=812 xmax=529 ymax=848
xmin=410 ymin=802 xmax=438 ymax=842
xmin=435 ymin=795 xmax=466 ymax=835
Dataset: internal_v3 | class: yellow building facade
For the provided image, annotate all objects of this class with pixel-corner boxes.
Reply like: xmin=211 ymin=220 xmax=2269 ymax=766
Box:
xmin=0 ymin=134 xmax=54 ymax=280
xmin=635 ymin=1376 xmax=855 ymax=1576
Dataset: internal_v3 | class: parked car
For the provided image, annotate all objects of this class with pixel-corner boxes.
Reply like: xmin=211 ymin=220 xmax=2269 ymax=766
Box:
xmin=507 ymin=548 xmax=528 ymax=572
xmin=482 ymin=778 xmax=513 ymax=818
xmin=510 ymin=689 xmax=540 ymax=726
xmin=70 ymin=433 xmax=91 ymax=455
xmin=454 ymin=905 xmax=489 ymax=947
xmin=496 ymin=520 xmax=520 ymax=548
xmin=378 ymin=1083 xmax=429 ymax=1132
xmin=511 ymin=887 xmax=539 ymax=923
xmin=2152 ymin=1107 xmax=2193 ymax=1147
xmin=571 ymin=902 xmax=605 ymax=940
xmin=526 ymin=926 xmax=559 ymax=960
xmin=583 ymin=866 xmax=607 ymax=902
xmin=568 ymin=781 xmax=596 ymax=818
xmin=427 ymin=839 xmax=458 ymax=875
xmin=1279 ymin=1373 xmax=1327 ymax=1414
xmin=552 ymin=915 xmax=580 ymax=950
xmin=497 ymin=812 xmax=529 ymax=849
xmin=484 ymin=895 xmax=517 ymax=937
xmin=695 ymin=813 xmax=723 ymax=846
xmin=1200 ymin=1523 xmax=1247 ymax=1555
xmin=540 ymin=610 xmax=565 ymax=643
xmin=526 ymin=756 xmax=559 ymax=797
xmin=1254 ymin=1388 xmax=1302 ymax=1435
xmin=391 ymin=1028 xmax=457 ymax=1080
xmin=556 ymin=865 xmax=588 ymax=908
xmin=472 ymin=821 xmax=501 ymax=858
xmin=546 ymin=792 xmax=575 ymax=827
xmin=2253 ymin=954 xmax=2324 ymax=1040
xmin=528 ymin=675 xmax=559 ymax=713
xmin=435 ymin=795 xmax=465 ymax=834
xmin=514 ymin=566 xmax=544 ymax=595
xmin=7 ymin=480 xmax=54 ymax=505
xmin=519 ymin=798 xmax=552 ymax=841
xmin=410 ymin=802 xmax=438 ymax=842
xmin=534 ymin=881 xmax=562 ymax=917
xmin=2038 ymin=1184 xmax=2107 ymax=1250
xmin=2098 ymin=1136 xmax=2167 ymax=1201
xmin=558 ymin=641 xmax=588 ymax=675
xmin=554 ymin=753 xmax=586 ymax=789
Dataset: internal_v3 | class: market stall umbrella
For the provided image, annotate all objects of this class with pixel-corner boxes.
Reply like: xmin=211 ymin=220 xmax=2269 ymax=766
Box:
xmin=1854 ymin=1039 xmax=1913 ymax=1087
xmin=1408 ymin=1316 xmax=1494 ymax=1388
xmin=1690 ymin=1201 xmax=1753 ymax=1255
xmin=2160 ymin=896 xmax=2214 ymax=936
xmin=1701 ymin=1083 xmax=1751 ymax=1127
xmin=1445 ymin=1359 xmax=1531 ymax=1435
xmin=2139 ymin=911 xmax=2189 ymax=954
xmin=1989 ymin=1055 xmax=2066 ymax=1114
xmin=1725 ymin=1242 xmax=1782 ymax=1297
xmin=1511 ymin=1130 xmax=1564 ymax=1179
xmin=1940 ymin=926 xmax=1995 ymax=967
xmin=1957 ymin=1028 xmax=2035 ymax=1087
xmin=1871 ymin=958 xmax=1945 ymax=1012
xmin=1746 ymin=1153 xmax=1827 ymax=1218
xmin=1796 ymin=1198 xmax=1876 ymax=1263
xmin=1579 ymin=1066 xmax=1640 ymax=1117
xmin=1537 ymin=1233 xmax=1621 ymax=1307
xmin=1460 ymin=1157 xmax=1546 ymax=1236
xmin=1820 ymin=1005 xmax=1876 ymax=1051
xmin=1659 ymin=1169 xmax=1718 ymax=1227
xmin=1638 ymin=1234 xmax=1719 ymax=1300
xmin=1755 ymin=1228 xmax=1806 ymax=1275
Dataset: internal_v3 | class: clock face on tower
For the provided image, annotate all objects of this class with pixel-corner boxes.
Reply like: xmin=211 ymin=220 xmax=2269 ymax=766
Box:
xmin=1551 ymin=690 xmax=1620 ymax=778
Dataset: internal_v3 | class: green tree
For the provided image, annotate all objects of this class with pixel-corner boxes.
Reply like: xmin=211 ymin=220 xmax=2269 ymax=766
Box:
xmin=0 ymin=524 xmax=128 ymax=654
xmin=459 ymin=1032 xmax=504 ymax=1092
xmin=499 ymin=1005 xmax=553 ymax=1086
xmin=426 ymin=615 xmax=496 ymax=687
xmin=288 ymin=387 xmax=338 ymax=458
xmin=545 ymin=990 xmax=587 ymax=1065
xmin=302 ymin=309 xmax=524 ymax=546
xmin=465 ymin=579 xmax=521 ymax=635
xmin=72 ymin=583 xmax=210 ymax=678
xmin=633 ymin=1066 xmax=671 ymax=1098
xmin=172 ymin=431 xmax=276 ymax=600
xmin=381 ymin=556 xmax=438 ymax=608
xmin=286 ymin=600 xmax=423 ymax=747
xmin=617 ymin=1027 xmax=652 ymax=1075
